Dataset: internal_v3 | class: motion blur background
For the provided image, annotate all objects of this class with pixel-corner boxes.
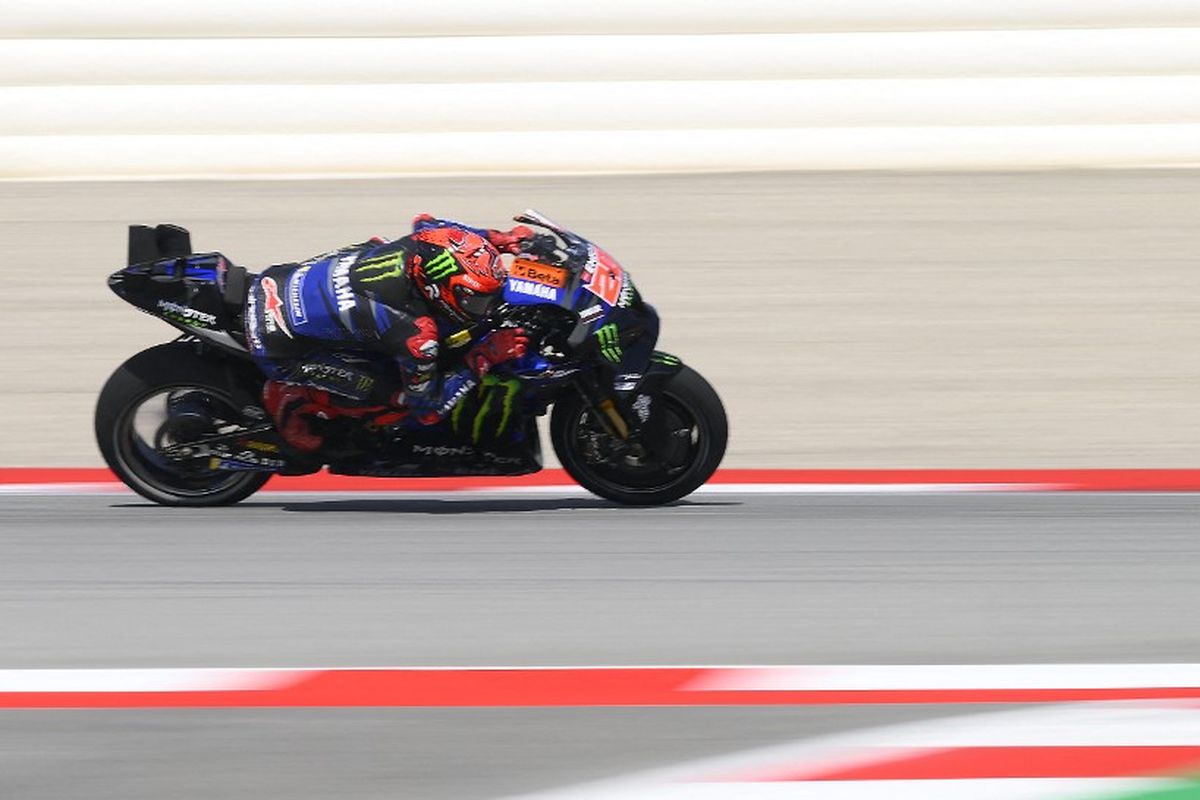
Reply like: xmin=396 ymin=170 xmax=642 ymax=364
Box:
xmin=2 ymin=0 xmax=1199 ymax=468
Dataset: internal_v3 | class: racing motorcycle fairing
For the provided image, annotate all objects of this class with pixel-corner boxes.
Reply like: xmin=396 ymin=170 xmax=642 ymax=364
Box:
xmin=498 ymin=211 xmax=657 ymax=378
xmin=109 ymin=225 xmax=250 ymax=355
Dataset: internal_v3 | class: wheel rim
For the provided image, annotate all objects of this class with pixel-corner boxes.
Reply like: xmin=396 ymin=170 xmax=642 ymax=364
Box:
xmin=565 ymin=391 xmax=709 ymax=497
xmin=112 ymin=386 xmax=258 ymax=500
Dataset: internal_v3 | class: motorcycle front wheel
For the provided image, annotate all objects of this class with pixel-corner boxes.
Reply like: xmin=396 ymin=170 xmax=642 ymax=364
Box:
xmin=550 ymin=366 xmax=727 ymax=505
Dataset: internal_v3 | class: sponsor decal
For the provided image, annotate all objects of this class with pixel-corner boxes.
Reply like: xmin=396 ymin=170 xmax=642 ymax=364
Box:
xmin=650 ymin=351 xmax=681 ymax=366
xmin=241 ymin=440 xmax=280 ymax=453
xmin=437 ymin=376 xmax=478 ymax=417
xmin=480 ymin=451 xmax=524 ymax=466
xmin=617 ymin=274 xmax=637 ymax=308
xmin=423 ymin=251 xmax=460 ymax=282
xmin=210 ymin=457 xmax=285 ymax=471
xmin=510 ymin=259 xmax=567 ymax=289
xmin=578 ymin=304 xmax=604 ymax=325
xmin=260 ymin=277 xmax=293 ymax=339
xmin=595 ymin=323 xmax=622 ymax=363
xmin=354 ymin=251 xmax=406 ymax=284
xmin=299 ymin=362 xmax=375 ymax=394
xmin=408 ymin=442 xmax=524 ymax=465
xmin=632 ymin=393 xmax=652 ymax=422
xmin=245 ymin=287 xmax=263 ymax=351
xmin=506 ymin=278 xmax=562 ymax=302
xmin=583 ymin=245 xmax=625 ymax=306
xmin=476 ymin=375 xmax=520 ymax=443
xmin=331 ymin=253 xmax=358 ymax=313
xmin=155 ymin=299 xmax=217 ymax=328
xmin=540 ymin=366 xmax=581 ymax=380
xmin=412 ymin=443 xmax=474 ymax=458
xmin=614 ymin=373 xmax=643 ymax=392
xmin=287 ymin=265 xmax=311 ymax=325
xmin=208 ymin=447 xmax=287 ymax=470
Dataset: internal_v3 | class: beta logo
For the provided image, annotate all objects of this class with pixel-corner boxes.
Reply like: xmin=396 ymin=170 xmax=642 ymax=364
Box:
xmin=505 ymin=278 xmax=563 ymax=303
xmin=510 ymin=259 xmax=567 ymax=289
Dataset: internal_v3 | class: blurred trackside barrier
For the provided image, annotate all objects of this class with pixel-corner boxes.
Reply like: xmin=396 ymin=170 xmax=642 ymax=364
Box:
xmin=4 ymin=1 xmax=1200 ymax=177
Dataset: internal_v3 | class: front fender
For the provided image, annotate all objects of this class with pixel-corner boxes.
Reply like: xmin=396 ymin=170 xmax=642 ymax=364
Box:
xmin=620 ymin=351 xmax=683 ymax=396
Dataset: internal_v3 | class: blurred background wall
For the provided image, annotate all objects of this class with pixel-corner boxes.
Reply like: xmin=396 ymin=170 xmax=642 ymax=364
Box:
xmin=1 ymin=1 xmax=1198 ymax=467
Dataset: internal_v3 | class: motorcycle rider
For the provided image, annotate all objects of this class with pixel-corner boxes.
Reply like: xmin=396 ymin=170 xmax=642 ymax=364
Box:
xmin=244 ymin=214 xmax=534 ymax=453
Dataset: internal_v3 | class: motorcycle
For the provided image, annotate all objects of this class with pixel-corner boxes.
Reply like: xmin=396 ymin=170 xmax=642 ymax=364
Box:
xmin=96 ymin=210 xmax=728 ymax=507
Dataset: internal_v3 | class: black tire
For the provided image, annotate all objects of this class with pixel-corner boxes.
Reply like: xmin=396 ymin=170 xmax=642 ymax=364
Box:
xmin=95 ymin=342 xmax=272 ymax=507
xmin=551 ymin=366 xmax=727 ymax=505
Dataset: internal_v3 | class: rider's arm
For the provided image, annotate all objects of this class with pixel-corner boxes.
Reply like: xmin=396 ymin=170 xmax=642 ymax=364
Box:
xmin=389 ymin=326 xmax=529 ymax=425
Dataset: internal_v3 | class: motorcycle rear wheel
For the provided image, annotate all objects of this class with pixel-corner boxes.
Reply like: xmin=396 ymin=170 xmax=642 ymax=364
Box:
xmin=95 ymin=343 xmax=271 ymax=507
xmin=550 ymin=366 xmax=727 ymax=505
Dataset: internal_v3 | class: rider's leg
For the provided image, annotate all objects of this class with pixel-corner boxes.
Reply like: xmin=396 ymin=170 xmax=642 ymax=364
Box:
xmin=262 ymin=353 xmax=402 ymax=452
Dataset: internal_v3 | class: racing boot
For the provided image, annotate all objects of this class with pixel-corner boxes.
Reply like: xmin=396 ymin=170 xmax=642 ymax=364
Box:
xmin=262 ymin=382 xmax=332 ymax=453
xmin=262 ymin=381 xmax=407 ymax=453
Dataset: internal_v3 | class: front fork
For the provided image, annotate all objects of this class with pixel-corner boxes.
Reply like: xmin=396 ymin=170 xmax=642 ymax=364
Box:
xmin=572 ymin=368 xmax=638 ymax=443
xmin=571 ymin=350 xmax=687 ymax=462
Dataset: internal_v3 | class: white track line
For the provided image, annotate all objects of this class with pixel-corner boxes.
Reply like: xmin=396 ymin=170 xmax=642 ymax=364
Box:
xmin=685 ymin=663 xmax=1200 ymax=692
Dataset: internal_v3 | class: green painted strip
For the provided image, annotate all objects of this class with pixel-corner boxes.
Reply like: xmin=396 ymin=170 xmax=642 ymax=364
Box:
xmin=1090 ymin=776 xmax=1200 ymax=799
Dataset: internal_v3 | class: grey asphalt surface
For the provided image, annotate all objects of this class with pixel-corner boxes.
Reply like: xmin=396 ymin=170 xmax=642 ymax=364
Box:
xmin=1 ymin=491 xmax=1198 ymax=798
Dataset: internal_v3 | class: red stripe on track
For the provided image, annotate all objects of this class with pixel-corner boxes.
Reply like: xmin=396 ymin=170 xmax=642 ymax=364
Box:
xmin=0 ymin=668 xmax=703 ymax=709
xmin=3 ymin=467 xmax=1200 ymax=491
xmin=773 ymin=746 xmax=1200 ymax=781
xmin=5 ymin=669 xmax=1200 ymax=709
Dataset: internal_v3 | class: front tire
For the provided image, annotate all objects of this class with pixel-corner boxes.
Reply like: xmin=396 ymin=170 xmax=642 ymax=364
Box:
xmin=95 ymin=343 xmax=271 ymax=507
xmin=551 ymin=366 xmax=727 ymax=505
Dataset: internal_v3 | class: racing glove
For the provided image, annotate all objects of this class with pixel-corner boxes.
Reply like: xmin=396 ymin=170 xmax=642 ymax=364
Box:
xmin=486 ymin=226 xmax=534 ymax=255
xmin=466 ymin=328 xmax=528 ymax=377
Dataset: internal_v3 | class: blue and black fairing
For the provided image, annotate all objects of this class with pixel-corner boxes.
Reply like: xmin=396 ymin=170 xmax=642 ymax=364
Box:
xmin=108 ymin=224 xmax=251 ymax=354
xmin=495 ymin=211 xmax=678 ymax=393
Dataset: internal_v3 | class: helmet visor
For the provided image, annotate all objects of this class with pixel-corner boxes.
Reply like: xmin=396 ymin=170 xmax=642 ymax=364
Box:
xmin=455 ymin=286 xmax=499 ymax=319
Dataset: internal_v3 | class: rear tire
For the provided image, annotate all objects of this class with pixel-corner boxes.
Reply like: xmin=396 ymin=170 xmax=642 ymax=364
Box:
xmin=95 ymin=343 xmax=271 ymax=507
xmin=551 ymin=366 xmax=727 ymax=505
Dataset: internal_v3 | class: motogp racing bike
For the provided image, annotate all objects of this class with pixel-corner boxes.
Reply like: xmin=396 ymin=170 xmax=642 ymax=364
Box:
xmin=96 ymin=211 xmax=728 ymax=506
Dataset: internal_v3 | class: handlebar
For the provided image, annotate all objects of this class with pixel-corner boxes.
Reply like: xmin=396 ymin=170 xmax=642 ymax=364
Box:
xmin=521 ymin=234 xmax=559 ymax=259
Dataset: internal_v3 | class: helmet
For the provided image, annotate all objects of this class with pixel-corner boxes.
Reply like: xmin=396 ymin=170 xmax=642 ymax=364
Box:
xmin=409 ymin=227 xmax=505 ymax=324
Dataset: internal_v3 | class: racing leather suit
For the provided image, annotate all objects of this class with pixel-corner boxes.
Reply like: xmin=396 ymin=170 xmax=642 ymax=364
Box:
xmin=244 ymin=216 xmax=525 ymax=451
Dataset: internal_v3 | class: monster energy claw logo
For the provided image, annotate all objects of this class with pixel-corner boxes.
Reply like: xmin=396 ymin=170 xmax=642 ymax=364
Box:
xmin=650 ymin=351 xmax=681 ymax=366
xmin=595 ymin=323 xmax=622 ymax=363
xmin=423 ymin=251 xmax=459 ymax=282
xmin=354 ymin=251 xmax=406 ymax=283
xmin=453 ymin=374 xmax=521 ymax=443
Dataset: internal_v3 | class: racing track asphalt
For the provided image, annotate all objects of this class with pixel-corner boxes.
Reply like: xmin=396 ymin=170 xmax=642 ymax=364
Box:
xmin=1 ymin=491 xmax=1198 ymax=798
